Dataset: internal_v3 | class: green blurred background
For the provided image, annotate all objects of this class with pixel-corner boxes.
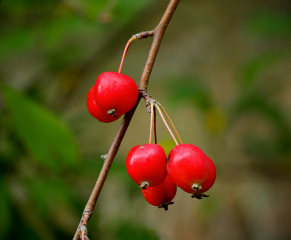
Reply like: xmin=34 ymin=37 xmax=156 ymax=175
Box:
xmin=1 ymin=0 xmax=291 ymax=239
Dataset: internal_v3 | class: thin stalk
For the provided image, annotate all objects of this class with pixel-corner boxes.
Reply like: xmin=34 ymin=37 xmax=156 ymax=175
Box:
xmin=157 ymin=102 xmax=183 ymax=144
xmin=118 ymin=30 xmax=156 ymax=73
xmin=155 ymin=103 xmax=178 ymax=146
xmin=149 ymin=100 xmax=154 ymax=144
xmin=118 ymin=36 xmax=136 ymax=73
xmin=154 ymin=105 xmax=157 ymax=144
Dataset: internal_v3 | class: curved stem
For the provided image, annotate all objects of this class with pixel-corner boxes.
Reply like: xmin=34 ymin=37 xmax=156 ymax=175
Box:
xmin=118 ymin=36 xmax=135 ymax=73
xmin=155 ymin=103 xmax=179 ymax=146
xmin=118 ymin=30 xmax=156 ymax=73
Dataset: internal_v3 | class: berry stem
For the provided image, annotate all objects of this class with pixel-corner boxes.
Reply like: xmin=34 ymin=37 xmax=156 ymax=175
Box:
xmin=154 ymin=105 xmax=157 ymax=144
xmin=118 ymin=36 xmax=135 ymax=73
xmin=149 ymin=100 xmax=154 ymax=144
xmin=155 ymin=103 xmax=179 ymax=146
xmin=156 ymin=102 xmax=183 ymax=144
xmin=118 ymin=30 xmax=156 ymax=74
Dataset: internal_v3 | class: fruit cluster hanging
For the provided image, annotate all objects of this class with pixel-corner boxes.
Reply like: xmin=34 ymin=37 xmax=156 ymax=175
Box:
xmin=125 ymin=100 xmax=216 ymax=210
xmin=86 ymin=35 xmax=216 ymax=211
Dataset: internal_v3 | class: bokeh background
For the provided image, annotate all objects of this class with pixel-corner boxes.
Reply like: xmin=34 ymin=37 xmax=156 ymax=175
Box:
xmin=1 ymin=0 xmax=291 ymax=239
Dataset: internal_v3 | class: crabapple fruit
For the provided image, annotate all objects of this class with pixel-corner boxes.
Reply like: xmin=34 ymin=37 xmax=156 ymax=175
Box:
xmin=126 ymin=144 xmax=167 ymax=189
xmin=87 ymin=86 xmax=121 ymax=122
xmin=141 ymin=175 xmax=177 ymax=211
xmin=94 ymin=72 xmax=138 ymax=117
xmin=167 ymin=144 xmax=209 ymax=196
xmin=192 ymin=156 xmax=216 ymax=199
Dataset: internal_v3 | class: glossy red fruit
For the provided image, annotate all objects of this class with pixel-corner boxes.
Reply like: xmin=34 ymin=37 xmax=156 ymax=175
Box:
xmin=141 ymin=175 xmax=177 ymax=211
xmin=200 ymin=156 xmax=216 ymax=193
xmin=94 ymin=72 xmax=138 ymax=117
xmin=192 ymin=156 xmax=216 ymax=199
xmin=87 ymin=86 xmax=121 ymax=122
xmin=167 ymin=144 xmax=209 ymax=196
xmin=126 ymin=144 xmax=167 ymax=189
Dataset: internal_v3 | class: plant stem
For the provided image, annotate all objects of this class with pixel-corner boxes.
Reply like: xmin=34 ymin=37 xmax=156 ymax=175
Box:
xmin=73 ymin=1 xmax=180 ymax=239
xmin=149 ymin=100 xmax=154 ymax=144
xmin=157 ymin=103 xmax=183 ymax=144
xmin=118 ymin=30 xmax=156 ymax=74
xmin=155 ymin=103 xmax=179 ymax=146
xmin=118 ymin=36 xmax=135 ymax=73
xmin=154 ymin=105 xmax=157 ymax=144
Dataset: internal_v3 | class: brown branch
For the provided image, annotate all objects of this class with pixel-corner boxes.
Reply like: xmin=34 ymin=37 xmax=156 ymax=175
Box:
xmin=73 ymin=1 xmax=180 ymax=239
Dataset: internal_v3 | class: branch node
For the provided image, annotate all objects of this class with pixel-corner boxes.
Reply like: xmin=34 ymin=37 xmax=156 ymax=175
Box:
xmin=133 ymin=29 xmax=156 ymax=40
xmin=79 ymin=224 xmax=89 ymax=240
xmin=134 ymin=33 xmax=142 ymax=39
xmin=138 ymin=88 xmax=153 ymax=113
xmin=101 ymin=154 xmax=108 ymax=160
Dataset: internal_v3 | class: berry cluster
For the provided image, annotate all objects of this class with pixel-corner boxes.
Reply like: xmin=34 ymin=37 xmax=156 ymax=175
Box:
xmin=126 ymin=142 xmax=216 ymax=210
xmin=86 ymin=38 xmax=216 ymax=211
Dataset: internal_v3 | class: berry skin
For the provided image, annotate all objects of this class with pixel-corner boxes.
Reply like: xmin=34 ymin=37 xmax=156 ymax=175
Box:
xmin=167 ymin=144 xmax=209 ymax=195
xmin=126 ymin=144 xmax=167 ymax=189
xmin=87 ymin=86 xmax=121 ymax=122
xmin=141 ymin=175 xmax=177 ymax=211
xmin=200 ymin=156 xmax=216 ymax=193
xmin=94 ymin=72 xmax=138 ymax=117
xmin=192 ymin=156 xmax=216 ymax=199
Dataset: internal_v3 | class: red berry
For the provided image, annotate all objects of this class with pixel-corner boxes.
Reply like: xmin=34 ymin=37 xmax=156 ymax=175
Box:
xmin=141 ymin=175 xmax=177 ymax=211
xmin=87 ymin=86 xmax=121 ymax=122
xmin=94 ymin=72 xmax=138 ymax=116
xmin=192 ymin=156 xmax=216 ymax=199
xmin=200 ymin=156 xmax=216 ymax=191
xmin=167 ymin=144 xmax=209 ymax=196
xmin=126 ymin=144 xmax=167 ymax=189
